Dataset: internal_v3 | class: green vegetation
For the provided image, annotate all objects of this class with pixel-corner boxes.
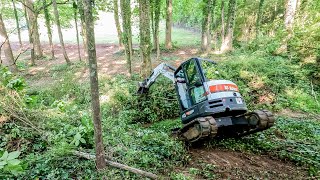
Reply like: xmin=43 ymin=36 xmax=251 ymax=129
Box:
xmin=1 ymin=0 xmax=319 ymax=178
xmin=1 ymin=48 xmax=319 ymax=178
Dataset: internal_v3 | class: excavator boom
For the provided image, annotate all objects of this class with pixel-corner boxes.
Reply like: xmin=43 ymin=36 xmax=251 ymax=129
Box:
xmin=137 ymin=63 xmax=176 ymax=94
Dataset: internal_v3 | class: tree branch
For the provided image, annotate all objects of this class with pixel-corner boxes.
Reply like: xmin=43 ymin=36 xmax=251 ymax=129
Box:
xmin=73 ymin=151 xmax=158 ymax=179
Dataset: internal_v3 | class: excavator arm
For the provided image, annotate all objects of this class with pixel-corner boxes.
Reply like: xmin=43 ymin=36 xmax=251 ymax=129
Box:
xmin=137 ymin=63 xmax=176 ymax=94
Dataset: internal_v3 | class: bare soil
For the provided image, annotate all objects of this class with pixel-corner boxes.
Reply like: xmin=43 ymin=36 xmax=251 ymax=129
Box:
xmin=178 ymin=147 xmax=308 ymax=179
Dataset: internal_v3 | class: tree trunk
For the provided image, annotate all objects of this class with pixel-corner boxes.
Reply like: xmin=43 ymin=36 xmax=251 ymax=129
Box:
xmin=43 ymin=0 xmax=55 ymax=60
xmin=78 ymin=0 xmax=88 ymax=60
xmin=284 ymin=0 xmax=298 ymax=30
xmin=81 ymin=0 xmax=106 ymax=170
xmin=120 ymin=0 xmax=133 ymax=75
xmin=165 ymin=0 xmax=172 ymax=49
xmin=150 ymin=0 xmax=155 ymax=48
xmin=201 ymin=0 xmax=212 ymax=52
xmin=139 ymin=0 xmax=152 ymax=77
xmin=220 ymin=0 xmax=225 ymax=47
xmin=0 ymin=14 xmax=18 ymax=73
xmin=73 ymin=1 xmax=82 ymax=61
xmin=220 ymin=0 xmax=236 ymax=52
xmin=52 ymin=0 xmax=71 ymax=64
xmin=256 ymin=0 xmax=265 ymax=38
xmin=209 ymin=0 xmax=217 ymax=51
xmin=154 ymin=0 xmax=161 ymax=61
xmin=277 ymin=0 xmax=298 ymax=54
xmin=12 ymin=0 xmax=22 ymax=48
xmin=25 ymin=0 xmax=43 ymax=58
xmin=23 ymin=1 xmax=35 ymax=65
xmin=113 ymin=0 xmax=123 ymax=49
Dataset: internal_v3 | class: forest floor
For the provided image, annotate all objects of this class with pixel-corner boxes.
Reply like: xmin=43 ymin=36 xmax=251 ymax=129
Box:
xmin=9 ymin=42 xmax=313 ymax=179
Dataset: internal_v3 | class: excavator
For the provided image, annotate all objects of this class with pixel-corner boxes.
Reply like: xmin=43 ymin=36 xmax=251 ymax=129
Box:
xmin=137 ymin=58 xmax=275 ymax=142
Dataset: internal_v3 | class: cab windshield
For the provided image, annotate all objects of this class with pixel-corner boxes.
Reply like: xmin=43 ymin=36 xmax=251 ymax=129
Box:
xmin=200 ymin=60 xmax=224 ymax=81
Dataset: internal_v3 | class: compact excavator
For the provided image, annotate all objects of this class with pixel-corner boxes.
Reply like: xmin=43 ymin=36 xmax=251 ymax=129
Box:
xmin=137 ymin=58 xmax=275 ymax=142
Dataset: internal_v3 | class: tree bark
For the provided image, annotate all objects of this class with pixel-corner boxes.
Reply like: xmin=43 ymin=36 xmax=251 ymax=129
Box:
xmin=73 ymin=151 xmax=158 ymax=179
xmin=53 ymin=0 xmax=71 ymax=64
xmin=201 ymin=0 xmax=212 ymax=53
xmin=256 ymin=0 xmax=265 ymax=38
xmin=113 ymin=0 xmax=123 ymax=49
xmin=120 ymin=0 xmax=133 ymax=75
xmin=12 ymin=0 xmax=22 ymax=48
xmin=277 ymin=0 xmax=298 ymax=54
xmin=154 ymin=0 xmax=161 ymax=61
xmin=0 ymin=14 xmax=18 ymax=73
xmin=220 ymin=0 xmax=225 ymax=47
xmin=78 ymin=0 xmax=88 ymax=60
xmin=139 ymin=0 xmax=152 ymax=77
xmin=25 ymin=0 xmax=43 ymax=58
xmin=284 ymin=0 xmax=298 ymax=31
xmin=23 ymin=1 xmax=35 ymax=65
xmin=82 ymin=0 xmax=106 ymax=170
xmin=43 ymin=0 xmax=55 ymax=60
xmin=220 ymin=0 xmax=236 ymax=52
xmin=165 ymin=0 xmax=172 ymax=49
xmin=73 ymin=1 xmax=82 ymax=61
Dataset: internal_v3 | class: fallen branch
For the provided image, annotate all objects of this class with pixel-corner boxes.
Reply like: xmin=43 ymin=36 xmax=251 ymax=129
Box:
xmin=73 ymin=151 xmax=158 ymax=179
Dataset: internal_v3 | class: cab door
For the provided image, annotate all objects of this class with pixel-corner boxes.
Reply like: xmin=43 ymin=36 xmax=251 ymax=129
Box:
xmin=183 ymin=59 xmax=206 ymax=106
xmin=180 ymin=59 xmax=207 ymax=123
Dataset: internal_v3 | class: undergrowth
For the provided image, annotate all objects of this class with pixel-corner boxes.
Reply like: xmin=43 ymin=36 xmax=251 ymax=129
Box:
xmin=0 ymin=50 xmax=319 ymax=178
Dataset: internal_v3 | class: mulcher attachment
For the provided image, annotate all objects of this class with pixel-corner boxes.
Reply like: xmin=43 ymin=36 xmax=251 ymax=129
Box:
xmin=172 ymin=110 xmax=275 ymax=142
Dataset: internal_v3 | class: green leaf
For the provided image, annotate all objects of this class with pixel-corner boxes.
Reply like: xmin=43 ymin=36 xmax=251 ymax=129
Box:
xmin=0 ymin=151 xmax=9 ymax=161
xmin=75 ymin=133 xmax=81 ymax=140
xmin=7 ymin=151 xmax=21 ymax=161
xmin=75 ymin=140 xmax=80 ymax=146
xmin=80 ymin=138 xmax=86 ymax=143
xmin=8 ymin=159 xmax=21 ymax=166
xmin=0 ymin=165 xmax=4 ymax=169
xmin=0 ymin=161 xmax=7 ymax=166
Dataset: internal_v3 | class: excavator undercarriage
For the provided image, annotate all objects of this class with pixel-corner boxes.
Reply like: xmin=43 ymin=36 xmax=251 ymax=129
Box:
xmin=172 ymin=110 xmax=275 ymax=142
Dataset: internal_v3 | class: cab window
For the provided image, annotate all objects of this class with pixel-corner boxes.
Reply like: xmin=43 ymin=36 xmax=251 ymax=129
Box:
xmin=185 ymin=60 xmax=201 ymax=85
xmin=184 ymin=60 xmax=206 ymax=105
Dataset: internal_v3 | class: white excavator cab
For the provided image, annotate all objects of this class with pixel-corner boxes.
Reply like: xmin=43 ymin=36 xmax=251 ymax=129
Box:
xmin=138 ymin=58 xmax=275 ymax=142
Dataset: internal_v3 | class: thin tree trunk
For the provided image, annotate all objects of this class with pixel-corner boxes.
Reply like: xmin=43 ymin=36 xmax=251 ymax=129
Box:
xmin=78 ymin=0 xmax=88 ymax=60
xmin=139 ymin=0 xmax=152 ymax=77
xmin=81 ymin=0 xmax=106 ymax=170
xmin=150 ymin=0 xmax=155 ymax=48
xmin=52 ymin=0 xmax=71 ymax=64
xmin=25 ymin=0 xmax=43 ymax=58
xmin=210 ymin=0 xmax=217 ymax=51
xmin=120 ymin=0 xmax=133 ymax=75
xmin=201 ymin=0 xmax=212 ymax=52
xmin=12 ymin=0 xmax=22 ymax=48
xmin=43 ymin=0 xmax=55 ymax=60
xmin=73 ymin=1 xmax=82 ymax=61
xmin=277 ymin=0 xmax=298 ymax=54
xmin=256 ymin=0 xmax=264 ymax=38
xmin=33 ymin=14 xmax=42 ymax=58
xmin=0 ymin=14 xmax=18 ymax=73
xmin=23 ymin=1 xmax=35 ymax=65
xmin=220 ymin=0 xmax=225 ymax=48
xmin=113 ymin=0 xmax=123 ymax=49
xmin=284 ymin=0 xmax=298 ymax=30
xmin=165 ymin=0 xmax=172 ymax=49
xmin=209 ymin=0 xmax=216 ymax=51
xmin=154 ymin=0 xmax=161 ymax=61
xmin=220 ymin=0 xmax=236 ymax=52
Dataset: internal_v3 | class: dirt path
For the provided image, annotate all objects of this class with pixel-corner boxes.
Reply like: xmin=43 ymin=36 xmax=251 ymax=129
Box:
xmin=178 ymin=147 xmax=308 ymax=179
